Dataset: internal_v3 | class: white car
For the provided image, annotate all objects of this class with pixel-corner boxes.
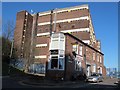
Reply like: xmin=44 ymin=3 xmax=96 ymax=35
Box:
xmin=87 ymin=73 xmax=103 ymax=83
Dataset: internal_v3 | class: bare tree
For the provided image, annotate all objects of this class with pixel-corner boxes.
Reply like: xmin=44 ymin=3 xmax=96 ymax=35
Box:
xmin=2 ymin=20 xmax=15 ymax=75
xmin=2 ymin=20 xmax=14 ymax=41
xmin=2 ymin=20 xmax=15 ymax=63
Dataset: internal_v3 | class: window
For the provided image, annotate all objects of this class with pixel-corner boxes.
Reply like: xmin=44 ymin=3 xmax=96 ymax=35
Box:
xmin=92 ymin=64 xmax=96 ymax=73
xmin=100 ymin=67 xmax=102 ymax=74
xmin=59 ymin=58 xmax=64 ymax=69
xmin=71 ymin=24 xmax=75 ymax=29
xmin=100 ymin=56 xmax=102 ymax=63
xmin=79 ymin=45 xmax=82 ymax=56
xmin=51 ymin=59 xmax=58 ymax=69
xmin=97 ymin=55 xmax=99 ymax=62
xmin=63 ymin=25 xmax=67 ymax=29
xmin=68 ymin=9 xmax=71 ymax=12
xmin=23 ymin=30 xmax=25 ymax=36
xmin=28 ymin=63 xmax=46 ymax=74
xmin=23 ymin=26 xmax=26 ymax=31
xmin=49 ymin=55 xmax=64 ymax=70
xmin=24 ymin=19 xmax=27 ymax=24
xmin=50 ymin=50 xmax=58 ymax=55
xmin=72 ymin=44 xmax=78 ymax=54
xmin=39 ymin=29 xmax=41 ymax=32
xmin=93 ymin=53 xmax=95 ymax=60
xmin=51 ymin=56 xmax=58 ymax=69
xmin=59 ymin=24 xmax=61 ymax=28
xmin=21 ymin=53 xmax=23 ymax=57
xmin=45 ymin=28 xmax=48 ymax=32
xmin=75 ymin=60 xmax=82 ymax=71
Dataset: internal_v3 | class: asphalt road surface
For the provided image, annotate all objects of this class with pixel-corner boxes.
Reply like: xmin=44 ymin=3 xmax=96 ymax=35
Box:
xmin=74 ymin=77 xmax=118 ymax=88
xmin=1 ymin=76 xmax=119 ymax=89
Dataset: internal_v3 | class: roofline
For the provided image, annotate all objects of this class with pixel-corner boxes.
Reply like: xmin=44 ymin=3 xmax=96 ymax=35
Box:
xmin=38 ymin=4 xmax=89 ymax=16
xmin=64 ymin=33 xmax=104 ymax=55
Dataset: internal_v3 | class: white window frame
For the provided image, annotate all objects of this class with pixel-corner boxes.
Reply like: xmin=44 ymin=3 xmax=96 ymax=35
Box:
xmin=35 ymin=55 xmax=47 ymax=59
xmin=48 ymin=55 xmax=65 ymax=70
xmin=75 ymin=59 xmax=82 ymax=71
xmin=97 ymin=55 xmax=99 ymax=62
xmin=58 ymin=57 xmax=64 ymax=70
xmin=36 ymin=44 xmax=47 ymax=47
xmin=100 ymin=67 xmax=102 ymax=74
xmin=100 ymin=56 xmax=102 ymax=63
xmin=93 ymin=52 xmax=95 ymax=60
xmin=72 ymin=44 xmax=78 ymax=54
xmin=79 ymin=45 xmax=83 ymax=56
xmin=29 ymin=63 xmax=46 ymax=74
xmin=92 ymin=64 xmax=96 ymax=73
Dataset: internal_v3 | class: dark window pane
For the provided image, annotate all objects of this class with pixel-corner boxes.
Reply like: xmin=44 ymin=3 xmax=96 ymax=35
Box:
xmin=51 ymin=59 xmax=58 ymax=69
xmin=59 ymin=58 xmax=63 ymax=69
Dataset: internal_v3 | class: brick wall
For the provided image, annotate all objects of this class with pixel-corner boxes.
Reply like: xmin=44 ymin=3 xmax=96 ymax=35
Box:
xmin=14 ymin=11 xmax=26 ymax=58
xmin=38 ymin=9 xmax=89 ymax=23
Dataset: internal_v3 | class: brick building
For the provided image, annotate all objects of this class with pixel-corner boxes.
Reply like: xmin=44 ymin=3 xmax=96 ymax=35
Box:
xmin=14 ymin=4 xmax=106 ymax=80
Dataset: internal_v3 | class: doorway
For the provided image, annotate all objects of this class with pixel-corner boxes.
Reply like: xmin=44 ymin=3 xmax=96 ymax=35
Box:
xmin=87 ymin=64 xmax=91 ymax=77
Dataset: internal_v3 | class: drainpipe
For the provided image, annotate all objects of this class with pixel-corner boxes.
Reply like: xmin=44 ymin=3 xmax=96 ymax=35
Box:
xmin=84 ymin=46 xmax=87 ymax=78
xmin=50 ymin=10 xmax=53 ymax=37
xmin=53 ymin=8 xmax=57 ymax=33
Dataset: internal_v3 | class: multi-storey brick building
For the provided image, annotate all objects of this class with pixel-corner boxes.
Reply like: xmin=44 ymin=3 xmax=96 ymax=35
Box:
xmin=14 ymin=4 xmax=106 ymax=80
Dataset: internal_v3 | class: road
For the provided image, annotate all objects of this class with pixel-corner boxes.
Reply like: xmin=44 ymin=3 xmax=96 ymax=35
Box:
xmin=1 ymin=76 xmax=119 ymax=88
xmin=73 ymin=78 xmax=118 ymax=88
xmin=1 ymin=76 xmax=32 ymax=88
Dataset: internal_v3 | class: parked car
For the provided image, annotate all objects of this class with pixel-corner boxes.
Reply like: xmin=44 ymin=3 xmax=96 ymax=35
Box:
xmin=86 ymin=73 xmax=103 ymax=83
xmin=114 ymin=74 xmax=120 ymax=85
